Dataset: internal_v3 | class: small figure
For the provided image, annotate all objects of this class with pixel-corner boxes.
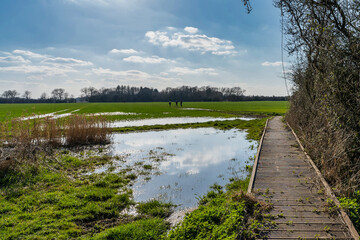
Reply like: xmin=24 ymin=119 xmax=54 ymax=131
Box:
xmin=180 ymin=101 xmax=183 ymax=107
xmin=169 ymin=101 xmax=171 ymax=107
xmin=176 ymin=101 xmax=178 ymax=107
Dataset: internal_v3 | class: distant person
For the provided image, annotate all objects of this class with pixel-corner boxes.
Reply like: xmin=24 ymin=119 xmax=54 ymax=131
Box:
xmin=176 ymin=101 xmax=178 ymax=107
xmin=169 ymin=101 xmax=171 ymax=107
xmin=180 ymin=101 xmax=183 ymax=107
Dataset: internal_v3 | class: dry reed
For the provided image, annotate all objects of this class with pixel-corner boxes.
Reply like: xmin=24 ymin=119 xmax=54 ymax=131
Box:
xmin=64 ymin=115 xmax=111 ymax=146
xmin=0 ymin=114 xmax=112 ymax=172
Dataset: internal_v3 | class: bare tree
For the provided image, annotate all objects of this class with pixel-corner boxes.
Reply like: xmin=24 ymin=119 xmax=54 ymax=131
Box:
xmin=81 ymin=86 xmax=97 ymax=100
xmin=51 ymin=88 xmax=66 ymax=101
xmin=2 ymin=90 xmax=19 ymax=99
xmin=241 ymin=0 xmax=252 ymax=13
xmin=22 ymin=90 xmax=31 ymax=101
xmin=40 ymin=92 xmax=47 ymax=100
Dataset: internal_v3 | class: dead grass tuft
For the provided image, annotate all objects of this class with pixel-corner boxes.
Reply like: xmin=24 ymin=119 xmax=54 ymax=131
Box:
xmin=0 ymin=114 xmax=112 ymax=172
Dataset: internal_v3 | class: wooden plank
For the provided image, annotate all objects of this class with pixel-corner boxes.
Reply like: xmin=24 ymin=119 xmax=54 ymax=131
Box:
xmin=275 ymin=223 xmax=347 ymax=231
xmin=247 ymin=119 xmax=268 ymax=193
xmin=249 ymin=117 xmax=356 ymax=239
xmin=287 ymin=123 xmax=360 ymax=240
xmin=274 ymin=217 xmax=342 ymax=224
xmin=266 ymin=230 xmax=351 ymax=239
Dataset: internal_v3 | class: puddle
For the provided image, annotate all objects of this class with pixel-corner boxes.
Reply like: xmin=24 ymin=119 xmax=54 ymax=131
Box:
xmin=20 ymin=111 xmax=138 ymax=120
xmin=111 ymin=116 xmax=253 ymax=128
xmin=93 ymin=128 xmax=256 ymax=210
xmin=87 ymin=112 xmax=138 ymax=116
xmin=182 ymin=108 xmax=210 ymax=111
xmin=20 ymin=109 xmax=70 ymax=120
xmin=51 ymin=109 xmax=80 ymax=119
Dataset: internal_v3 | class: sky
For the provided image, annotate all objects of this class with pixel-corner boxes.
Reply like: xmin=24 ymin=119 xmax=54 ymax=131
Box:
xmin=0 ymin=0 xmax=290 ymax=98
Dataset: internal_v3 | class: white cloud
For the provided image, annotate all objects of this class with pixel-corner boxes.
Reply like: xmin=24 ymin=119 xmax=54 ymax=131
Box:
xmin=184 ymin=26 xmax=198 ymax=34
xmin=0 ymin=55 xmax=30 ymax=64
xmin=0 ymin=65 xmax=76 ymax=76
xmin=13 ymin=50 xmax=47 ymax=59
xmin=109 ymin=48 xmax=139 ymax=54
xmin=91 ymin=67 xmax=178 ymax=86
xmin=261 ymin=61 xmax=288 ymax=67
xmin=145 ymin=28 xmax=237 ymax=55
xmin=212 ymin=51 xmax=235 ymax=56
xmin=92 ymin=67 xmax=150 ymax=78
xmin=65 ymin=0 xmax=117 ymax=6
xmin=0 ymin=50 xmax=92 ymax=77
xmin=123 ymin=55 xmax=171 ymax=64
xmin=169 ymin=67 xmax=218 ymax=76
xmin=41 ymin=57 xmax=93 ymax=66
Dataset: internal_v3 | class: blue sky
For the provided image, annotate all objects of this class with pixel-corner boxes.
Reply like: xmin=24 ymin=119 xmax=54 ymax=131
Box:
xmin=0 ymin=0 xmax=289 ymax=98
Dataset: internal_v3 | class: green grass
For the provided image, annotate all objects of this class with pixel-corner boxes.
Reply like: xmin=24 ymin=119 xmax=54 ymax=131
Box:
xmin=136 ymin=200 xmax=175 ymax=218
xmin=0 ymin=154 xmax=136 ymax=239
xmin=92 ymin=218 xmax=169 ymax=240
xmin=166 ymin=181 xmax=273 ymax=240
xmin=0 ymin=101 xmax=288 ymax=121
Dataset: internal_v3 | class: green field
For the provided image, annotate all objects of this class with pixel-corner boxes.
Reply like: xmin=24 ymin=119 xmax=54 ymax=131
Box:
xmin=0 ymin=101 xmax=288 ymax=121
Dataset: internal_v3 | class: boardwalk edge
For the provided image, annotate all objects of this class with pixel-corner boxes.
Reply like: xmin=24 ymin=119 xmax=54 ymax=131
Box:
xmin=247 ymin=118 xmax=269 ymax=194
xmin=287 ymin=121 xmax=360 ymax=240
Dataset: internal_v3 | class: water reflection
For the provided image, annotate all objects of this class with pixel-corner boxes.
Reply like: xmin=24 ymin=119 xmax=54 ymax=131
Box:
xmin=111 ymin=116 xmax=253 ymax=128
xmin=108 ymin=128 xmax=256 ymax=209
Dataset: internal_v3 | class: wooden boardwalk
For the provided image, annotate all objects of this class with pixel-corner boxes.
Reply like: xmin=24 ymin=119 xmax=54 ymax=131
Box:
xmin=249 ymin=116 xmax=358 ymax=240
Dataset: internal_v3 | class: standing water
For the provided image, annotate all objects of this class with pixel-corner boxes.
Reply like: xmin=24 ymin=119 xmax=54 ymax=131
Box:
xmin=100 ymin=128 xmax=257 ymax=209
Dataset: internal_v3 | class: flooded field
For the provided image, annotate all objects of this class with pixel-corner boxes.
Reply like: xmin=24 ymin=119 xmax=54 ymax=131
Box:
xmin=91 ymin=127 xmax=256 ymax=210
xmin=111 ymin=116 xmax=253 ymax=128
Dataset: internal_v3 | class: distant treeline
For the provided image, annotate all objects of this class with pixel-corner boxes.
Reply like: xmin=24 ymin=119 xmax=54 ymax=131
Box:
xmin=0 ymin=85 xmax=287 ymax=103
